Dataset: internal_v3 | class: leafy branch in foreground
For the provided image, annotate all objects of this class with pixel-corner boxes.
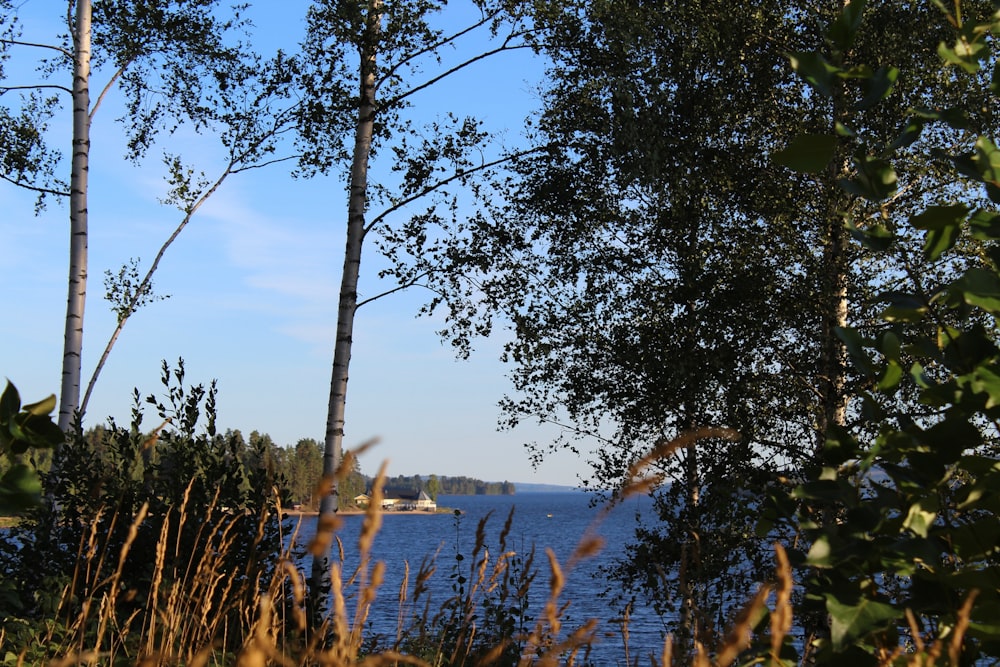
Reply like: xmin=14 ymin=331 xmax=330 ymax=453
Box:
xmin=764 ymin=2 xmax=1000 ymax=663
xmin=0 ymin=381 xmax=62 ymax=512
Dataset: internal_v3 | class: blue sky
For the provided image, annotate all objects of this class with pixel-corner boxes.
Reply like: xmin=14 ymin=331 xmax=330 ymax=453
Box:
xmin=0 ymin=1 xmax=592 ymax=487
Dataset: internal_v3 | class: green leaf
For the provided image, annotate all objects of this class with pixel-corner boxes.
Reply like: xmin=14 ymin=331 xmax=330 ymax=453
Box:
xmin=954 ymin=267 xmax=1000 ymax=314
xmin=846 ymin=219 xmax=894 ymax=251
xmin=888 ymin=117 xmax=924 ymax=151
xmin=21 ymin=417 xmax=64 ymax=448
xmin=827 ymin=0 xmax=866 ymax=54
xmin=902 ymin=495 xmax=939 ymax=537
xmin=825 ymin=595 xmax=902 ymax=651
xmin=773 ymin=134 xmax=839 ymax=173
xmin=948 ymin=518 xmax=1000 ymax=560
xmin=21 ymin=394 xmax=56 ymax=417
xmin=839 ymin=64 xmax=874 ymax=80
xmin=913 ymin=106 xmax=970 ymax=130
xmin=880 ymin=295 xmax=928 ymax=324
xmin=921 ymin=416 xmax=983 ymax=460
xmin=787 ymin=51 xmax=839 ymax=97
xmin=968 ymin=364 xmax=1000 ymax=409
xmin=974 ymin=137 xmax=1000 ymax=188
xmin=877 ymin=360 xmax=904 ymax=392
xmin=0 ymin=463 xmax=42 ymax=513
xmin=968 ymin=209 xmax=1000 ymax=240
xmin=806 ymin=534 xmax=835 ymax=568
xmin=824 ymin=426 xmax=859 ymax=465
xmin=840 ymin=155 xmax=897 ymax=201
xmin=836 ymin=326 xmax=877 ymax=376
xmin=835 ymin=121 xmax=856 ymax=137
xmin=910 ymin=361 xmax=931 ymax=389
xmin=968 ymin=619 xmax=1000 ymax=642
xmin=924 ymin=225 xmax=960 ymax=261
xmin=910 ymin=205 xmax=968 ymax=260
xmin=857 ymin=66 xmax=899 ymax=110
xmin=879 ymin=331 xmax=902 ymax=361
xmin=911 ymin=204 xmax=970 ymax=230
xmin=938 ymin=38 xmax=986 ymax=73
xmin=0 ymin=382 xmax=20 ymax=423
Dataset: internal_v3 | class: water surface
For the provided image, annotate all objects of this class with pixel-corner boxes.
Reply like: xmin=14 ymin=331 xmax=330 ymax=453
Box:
xmin=286 ymin=491 xmax=667 ymax=664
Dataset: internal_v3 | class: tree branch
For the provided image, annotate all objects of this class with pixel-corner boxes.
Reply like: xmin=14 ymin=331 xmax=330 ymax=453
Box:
xmin=0 ymin=83 xmax=73 ymax=96
xmin=0 ymin=173 xmax=70 ymax=197
xmin=363 ymin=145 xmax=546 ymax=236
xmin=356 ymin=270 xmax=432 ymax=309
xmin=377 ymin=8 xmax=501 ymax=92
xmin=90 ymin=64 xmax=129 ymax=119
xmin=386 ymin=41 xmax=536 ymax=107
xmin=80 ymin=101 xmax=300 ymax=413
xmin=0 ymin=38 xmax=72 ymax=58
xmin=230 ymin=153 xmax=301 ymax=174
xmin=80 ymin=159 xmax=237 ymax=417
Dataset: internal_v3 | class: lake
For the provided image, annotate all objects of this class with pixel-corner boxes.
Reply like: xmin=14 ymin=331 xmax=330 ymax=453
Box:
xmin=285 ymin=491 xmax=668 ymax=664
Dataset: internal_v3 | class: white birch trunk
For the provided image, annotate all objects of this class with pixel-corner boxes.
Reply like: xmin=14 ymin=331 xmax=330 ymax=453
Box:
xmin=815 ymin=0 xmax=854 ymax=454
xmin=311 ymin=0 xmax=382 ymax=606
xmin=58 ymin=0 xmax=92 ymax=432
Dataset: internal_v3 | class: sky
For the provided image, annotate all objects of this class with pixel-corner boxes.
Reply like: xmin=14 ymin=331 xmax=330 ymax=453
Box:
xmin=0 ymin=1 xmax=594 ymax=487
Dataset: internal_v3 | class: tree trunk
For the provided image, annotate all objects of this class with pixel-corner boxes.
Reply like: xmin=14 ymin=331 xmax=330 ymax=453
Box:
xmin=815 ymin=202 xmax=849 ymax=453
xmin=58 ymin=0 xmax=92 ymax=433
xmin=310 ymin=0 xmax=382 ymax=613
xmin=814 ymin=0 xmax=853 ymax=456
xmin=675 ymin=439 xmax=701 ymax=665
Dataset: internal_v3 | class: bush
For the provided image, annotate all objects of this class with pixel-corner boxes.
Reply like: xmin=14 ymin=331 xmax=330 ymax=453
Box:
xmin=0 ymin=360 xmax=288 ymax=661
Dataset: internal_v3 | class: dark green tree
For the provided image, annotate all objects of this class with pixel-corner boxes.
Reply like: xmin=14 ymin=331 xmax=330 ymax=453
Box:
xmin=281 ymin=437 xmax=324 ymax=508
xmin=756 ymin=2 xmax=1000 ymax=662
xmin=415 ymin=0 xmax=1000 ymax=656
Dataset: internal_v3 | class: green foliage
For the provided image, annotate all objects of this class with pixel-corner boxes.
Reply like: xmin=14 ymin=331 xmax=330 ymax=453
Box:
xmin=0 ymin=361 xmax=287 ymax=658
xmin=276 ymin=437 xmax=324 ymax=507
xmin=103 ymin=257 xmax=169 ymax=324
xmin=0 ymin=382 xmax=62 ymax=513
xmin=763 ymin=1 xmax=1000 ymax=662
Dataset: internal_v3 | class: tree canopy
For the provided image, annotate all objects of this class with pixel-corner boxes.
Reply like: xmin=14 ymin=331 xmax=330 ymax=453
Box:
xmin=422 ymin=0 xmax=1000 ymax=653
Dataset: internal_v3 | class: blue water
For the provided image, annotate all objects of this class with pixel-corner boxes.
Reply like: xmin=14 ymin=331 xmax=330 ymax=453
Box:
xmin=284 ymin=491 xmax=667 ymax=664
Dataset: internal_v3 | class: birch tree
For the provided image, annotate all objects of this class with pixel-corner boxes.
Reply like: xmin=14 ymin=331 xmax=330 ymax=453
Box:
xmin=295 ymin=0 xmax=539 ymax=605
xmin=0 ymin=1 xmax=295 ymax=432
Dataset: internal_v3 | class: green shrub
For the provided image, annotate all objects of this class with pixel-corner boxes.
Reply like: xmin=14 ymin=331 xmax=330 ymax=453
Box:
xmin=0 ymin=360 xmax=287 ymax=661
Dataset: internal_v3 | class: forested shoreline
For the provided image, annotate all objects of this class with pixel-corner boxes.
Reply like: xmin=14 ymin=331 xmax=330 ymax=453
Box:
xmin=20 ymin=412 xmax=514 ymax=512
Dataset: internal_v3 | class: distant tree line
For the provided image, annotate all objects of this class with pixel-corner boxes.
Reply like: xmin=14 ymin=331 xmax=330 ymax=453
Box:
xmin=377 ymin=474 xmax=514 ymax=499
xmin=23 ymin=428 xmax=508 ymax=512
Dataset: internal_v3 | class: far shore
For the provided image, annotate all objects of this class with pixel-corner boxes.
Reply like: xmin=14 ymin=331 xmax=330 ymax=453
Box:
xmin=0 ymin=508 xmax=459 ymax=528
xmin=283 ymin=507 xmax=457 ymax=517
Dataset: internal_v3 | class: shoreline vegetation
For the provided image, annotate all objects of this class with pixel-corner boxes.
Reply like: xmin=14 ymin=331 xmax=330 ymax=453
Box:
xmin=0 ymin=460 xmax=801 ymax=665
